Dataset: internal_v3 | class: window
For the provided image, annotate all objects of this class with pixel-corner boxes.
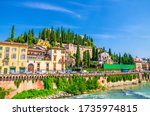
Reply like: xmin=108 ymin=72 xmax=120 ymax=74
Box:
xmin=62 ymin=56 xmax=65 ymax=62
xmin=4 ymin=62 xmax=8 ymax=66
xmin=54 ymin=55 xmax=57 ymax=61
xmin=0 ymin=46 xmax=3 ymax=50
xmin=12 ymin=48 xmax=17 ymax=52
xmin=46 ymin=63 xmax=49 ymax=71
xmin=22 ymin=49 xmax=26 ymax=52
xmin=61 ymin=50 xmax=65 ymax=54
xmin=54 ymin=50 xmax=57 ymax=53
xmin=12 ymin=54 xmax=16 ymax=59
xmin=12 ymin=62 xmax=14 ymax=66
xmin=4 ymin=68 xmax=8 ymax=74
xmin=0 ymin=53 xmax=2 ymax=58
xmin=20 ymin=54 xmax=26 ymax=60
xmin=53 ymin=63 xmax=56 ymax=71
xmin=37 ymin=63 xmax=40 ymax=71
xmin=5 ymin=54 xmax=9 ymax=59
xmin=5 ymin=47 xmax=10 ymax=52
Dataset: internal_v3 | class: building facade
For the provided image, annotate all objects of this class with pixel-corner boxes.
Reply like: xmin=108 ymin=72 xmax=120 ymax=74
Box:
xmin=27 ymin=46 xmax=66 ymax=73
xmin=62 ymin=43 xmax=92 ymax=60
xmin=98 ymin=52 xmax=113 ymax=65
xmin=0 ymin=42 xmax=28 ymax=74
xmin=134 ymin=57 xmax=149 ymax=71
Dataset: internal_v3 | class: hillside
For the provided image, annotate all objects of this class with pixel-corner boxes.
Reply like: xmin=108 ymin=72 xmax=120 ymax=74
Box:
xmin=7 ymin=26 xmax=95 ymax=47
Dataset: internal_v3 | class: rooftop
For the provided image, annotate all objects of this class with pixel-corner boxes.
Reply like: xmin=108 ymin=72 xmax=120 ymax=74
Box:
xmin=0 ymin=41 xmax=28 ymax=46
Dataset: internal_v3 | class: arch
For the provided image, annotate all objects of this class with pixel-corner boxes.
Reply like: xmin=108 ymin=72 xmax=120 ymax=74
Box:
xmin=28 ymin=63 xmax=34 ymax=73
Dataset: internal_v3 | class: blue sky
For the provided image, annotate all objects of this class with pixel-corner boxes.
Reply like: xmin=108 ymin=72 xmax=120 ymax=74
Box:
xmin=0 ymin=0 xmax=150 ymax=58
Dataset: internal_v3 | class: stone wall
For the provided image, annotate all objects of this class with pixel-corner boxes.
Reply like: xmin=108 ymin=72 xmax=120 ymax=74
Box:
xmin=0 ymin=80 xmax=44 ymax=99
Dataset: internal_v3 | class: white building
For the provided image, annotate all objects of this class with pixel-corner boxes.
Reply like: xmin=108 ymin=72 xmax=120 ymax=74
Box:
xmin=98 ymin=52 xmax=113 ymax=64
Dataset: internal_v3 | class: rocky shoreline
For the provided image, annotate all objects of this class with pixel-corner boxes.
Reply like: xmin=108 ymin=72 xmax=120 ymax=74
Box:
xmin=36 ymin=91 xmax=72 ymax=99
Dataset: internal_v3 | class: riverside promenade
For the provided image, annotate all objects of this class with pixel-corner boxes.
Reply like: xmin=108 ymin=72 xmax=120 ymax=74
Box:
xmin=0 ymin=71 xmax=149 ymax=81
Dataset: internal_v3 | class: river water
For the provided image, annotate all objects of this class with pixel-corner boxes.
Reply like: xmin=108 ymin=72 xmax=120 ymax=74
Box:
xmin=65 ymin=82 xmax=150 ymax=99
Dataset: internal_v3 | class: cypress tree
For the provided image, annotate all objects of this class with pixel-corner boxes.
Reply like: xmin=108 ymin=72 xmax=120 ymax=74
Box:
xmin=83 ymin=51 xmax=88 ymax=67
xmin=87 ymin=50 xmax=90 ymax=67
xmin=92 ymin=47 xmax=95 ymax=60
xmin=47 ymin=29 xmax=50 ymax=41
xmin=108 ymin=48 xmax=112 ymax=55
xmin=56 ymin=28 xmax=60 ymax=42
xmin=95 ymin=48 xmax=98 ymax=61
xmin=11 ymin=25 xmax=15 ymax=39
xmin=76 ymin=44 xmax=81 ymax=67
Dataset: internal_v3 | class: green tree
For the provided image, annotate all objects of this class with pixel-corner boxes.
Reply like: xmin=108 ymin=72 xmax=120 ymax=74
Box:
xmin=83 ymin=51 xmax=88 ymax=67
xmin=108 ymin=48 xmax=112 ymax=55
xmin=92 ymin=47 xmax=96 ymax=60
xmin=11 ymin=25 xmax=15 ymax=39
xmin=56 ymin=28 xmax=61 ymax=42
xmin=76 ymin=44 xmax=81 ymax=67
xmin=95 ymin=48 xmax=98 ymax=61
xmin=87 ymin=50 xmax=90 ymax=67
xmin=41 ymin=28 xmax=47 ymax=40
xmin=46 ymin=29 xmax=50 ymax=41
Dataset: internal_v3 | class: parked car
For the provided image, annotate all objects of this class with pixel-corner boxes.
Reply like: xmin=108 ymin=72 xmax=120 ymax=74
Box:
xmin=65 ymin=69 xmax=72 ymax=73
xmin=24 ymin=71 xmax=32 ymax=74
xmin=50 ymin=71 xmax=57 ymax=74
xmin=80 ymin=70 xmax=87 ymax=74
xmin=71 ymin=71 xmax=77 ymax=74
xmin=36 ymin=70 xmax=48 ymax=74
xmin=58 ymin=71 xmax=66 ymax=74
xmin=10 ymin=72 xmax=19 ymax=75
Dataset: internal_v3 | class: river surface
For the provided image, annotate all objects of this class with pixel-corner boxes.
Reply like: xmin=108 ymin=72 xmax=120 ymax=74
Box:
xmin=65 ymin=82 xmax=150 ymax=99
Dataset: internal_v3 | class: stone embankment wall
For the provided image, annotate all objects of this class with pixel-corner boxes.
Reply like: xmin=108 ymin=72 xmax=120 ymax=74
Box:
xmin=0 ymin=80 xmax=44 ymax=99
xmin=0 ymin=73 xmax=147 ymax=98
xmin=98 ymin=77 xmax=139 ymax=87
xmin=107 ymin=79 xmax=139 ymax=87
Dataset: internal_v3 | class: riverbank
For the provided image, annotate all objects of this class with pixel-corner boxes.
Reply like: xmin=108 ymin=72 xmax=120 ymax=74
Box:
xmin=66 ymin=82 xmax=150 ymax=99
xmin=41 ymin=79 xmax=141 ymax=99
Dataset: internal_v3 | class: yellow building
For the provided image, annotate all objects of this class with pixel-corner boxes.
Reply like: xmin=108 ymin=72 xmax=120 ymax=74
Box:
xmin=0 ymin=42 xmax=28 ymax=74
xmin=27 ymin=46 xmax=66 ymax=73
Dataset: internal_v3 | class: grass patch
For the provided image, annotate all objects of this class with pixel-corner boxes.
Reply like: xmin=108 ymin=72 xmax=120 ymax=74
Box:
xmin=12 ymin=89 xmax=58 ymax=99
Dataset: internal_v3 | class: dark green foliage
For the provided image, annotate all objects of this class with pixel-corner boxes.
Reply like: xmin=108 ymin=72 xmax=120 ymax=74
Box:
xmin=56 ymin=78 xmax=69 ymax=91
xmin=107 ymin=74 xmax=134 ymax=82
xmin=8 ymin=25 xmax=15 ymax=42
xmin=133 ymin=74 xmax=139 ymax=79
xmin=10 ymin=26 xmax=94 ymax=47
xmin=11 ymin=25 xmax=15 ymax=39
xmin=75 ymin=44 xmax=81 ymax=67
xmin=92 ymin=47 xmax=98 ymax=61
xmin=32 ymin=79 xmax=34 ymax=84
xmin=90 ymin=61 xmax=100 ymax=68
xmin=108 ymin=48 xmax=112 ymax=56
xmin=43 ymin=77 xmax=53 ymax=90
xmin=111 ymin=52 xmax=134 ymax=64
xmin=83 ymin=50 xmax=90 ymax=67
xmin=14 ymin=79 xmax=22 ymax=88
xmin=12 ymin=89 xmax=58 ymax=99
xmin=0 ymin=87 xmax=7 ymax=99
xmin=54 ymin=75 xmax=99 ymax=95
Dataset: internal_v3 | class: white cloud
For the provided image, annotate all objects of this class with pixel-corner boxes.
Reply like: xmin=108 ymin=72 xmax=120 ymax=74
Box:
xmin=20 ymin=2 xmax=81 ymax=18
